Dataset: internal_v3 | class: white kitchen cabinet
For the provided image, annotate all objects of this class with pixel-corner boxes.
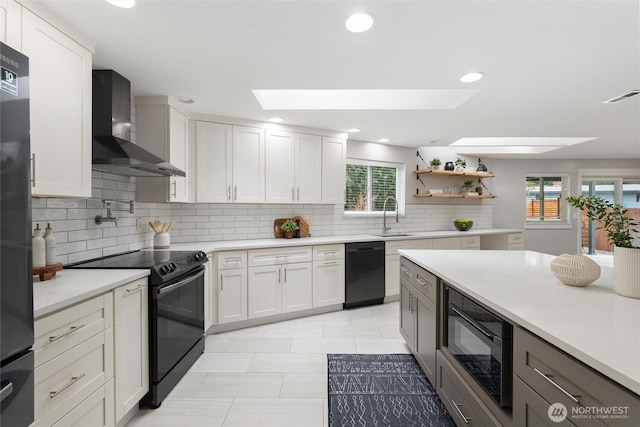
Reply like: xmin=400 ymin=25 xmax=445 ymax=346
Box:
xmin=248 ymin=247 xmax=313 ymax=319
xmin=0 ymin=0 xmax=20 ymax=45
xmin=385 ymin=239 xmax=433 ymax=297
xmin=21 ymin=7 xmax=92 ymax=198
xmin=113 ymin=279 xmax=148 ymax=423
xmin=432 ymin=237 xmax=460 ymax=250
xmin=313 ymin=244 xmax=345 ymax=307
xmin=195 ymin=121 xmax=265 ymax=203
xmin=265 ymin=130 xmax=321 ymax=204
xmin=33 ymin=293 xmax=114 ymax=427
xmin=135 ymin=98 xmax=190 ymax=202
xmin=321 ymin=137 xmax=346 ymax=203
xmin=217 ymin=251 xmax=248 ymax=324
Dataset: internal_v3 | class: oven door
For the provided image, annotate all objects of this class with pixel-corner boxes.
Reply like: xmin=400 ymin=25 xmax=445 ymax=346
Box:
xmin=445 ymin=286 xmax=512 ymax=407
xmin=150 ymin=266 xmax=205 ymax=383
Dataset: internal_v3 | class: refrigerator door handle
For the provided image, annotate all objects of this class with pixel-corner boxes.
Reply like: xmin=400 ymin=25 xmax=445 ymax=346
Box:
xmin=0 ymin=381 xmax=13 ymax=403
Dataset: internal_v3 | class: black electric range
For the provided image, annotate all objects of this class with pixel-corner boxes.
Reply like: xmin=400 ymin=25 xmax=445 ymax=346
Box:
xmin=67 ymin=249 xmax=208 ymax=408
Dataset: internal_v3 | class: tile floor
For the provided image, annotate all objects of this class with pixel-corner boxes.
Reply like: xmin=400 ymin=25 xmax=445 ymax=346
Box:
xmin=126 ymin=301 xmax=409 ymax=427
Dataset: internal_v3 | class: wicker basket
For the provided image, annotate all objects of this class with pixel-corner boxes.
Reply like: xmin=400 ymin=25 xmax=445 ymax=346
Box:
xmin=550 ymin=253 xmax=601 ymax=287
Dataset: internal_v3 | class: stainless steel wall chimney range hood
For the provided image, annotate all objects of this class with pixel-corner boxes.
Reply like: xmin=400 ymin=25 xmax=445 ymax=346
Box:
xmin=92 ymin=70 xmax=185 ymax=177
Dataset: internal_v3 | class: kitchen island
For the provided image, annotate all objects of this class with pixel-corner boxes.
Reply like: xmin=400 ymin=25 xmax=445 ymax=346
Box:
xmin=399 ymin=249 xmax=640 ymax=426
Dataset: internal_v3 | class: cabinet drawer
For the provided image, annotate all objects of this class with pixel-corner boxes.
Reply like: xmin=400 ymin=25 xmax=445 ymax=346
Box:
xmin=509 ymin=243 xmax=525 ymax=250
xmin=432 ymin=237 xmax=460 ymax=250
xmin=313 ymin=244 xmax=344 ymax=261
xmin=399 ymin=257 xmax=415 ymax=284
xmin=437 ymin=352 xmax=501 ymax=427
xmin=34 ymin=293 xmax=113 ymax=368
xmin=513 ymin=376 xmax=577 ymax=426
xmin=385 ymin=239 xmax=414 ymax=255
xmin=460 ymin=235 xmax=480 ymax=249
xmin=52 ymin=379 xmax=114 ymax=427
xmin=217 ymin=250 xmax=247 ymax=270
xmin=414 ymin=266 xmax=437 ymax=303
xmin=249 ymin=246 xmax=312 ymax=266
xmin=508 ymin=233 xmax=524 ymax=244
xmin=514 ymin=327 xmax=640 ymax=426
xmin=34 ymin=330 xmax=113 ymax=426
xmin=413 ymin=239 xmax=434 ymax=250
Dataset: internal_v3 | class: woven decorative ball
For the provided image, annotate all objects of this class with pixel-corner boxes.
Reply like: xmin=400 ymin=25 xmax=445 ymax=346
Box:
xmin=550 ymin=253 xmax=601 ymax=287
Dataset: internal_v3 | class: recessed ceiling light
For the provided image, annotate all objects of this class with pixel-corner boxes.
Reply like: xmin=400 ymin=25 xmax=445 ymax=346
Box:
xmin=268 ymin=117 xmax=283 ymax=123
xmin=105 ymin=0 xmax=136 ymax=8
xmin=460 ymin=72 xmax=484 ymax=83
xmin=348 ymin=128 xmax=360 ymax=133
xmin=175 ymin=96 xmax=194 ymax=104
xmin=378 ymin=138 xmax=389 ymax=143
xmin=345 ymin=13 xmax=374 ymax=33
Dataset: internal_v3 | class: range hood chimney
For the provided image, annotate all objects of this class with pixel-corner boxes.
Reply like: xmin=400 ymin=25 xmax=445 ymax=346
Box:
xmin=92 ymin=70 xmax=185 ymax=177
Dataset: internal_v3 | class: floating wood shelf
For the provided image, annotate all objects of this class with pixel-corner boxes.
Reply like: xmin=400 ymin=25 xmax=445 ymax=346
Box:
xmin=413 ymin=193 xmax=497 ymax=199
xmin=413 ymin=169 xmax=495 ymax=178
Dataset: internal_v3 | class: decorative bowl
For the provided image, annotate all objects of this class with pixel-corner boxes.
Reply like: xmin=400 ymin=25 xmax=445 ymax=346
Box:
xmin=453 ymin=219 xmax=473 ymax=231
xmin=550 ymin=253 xmax=601 ymax=287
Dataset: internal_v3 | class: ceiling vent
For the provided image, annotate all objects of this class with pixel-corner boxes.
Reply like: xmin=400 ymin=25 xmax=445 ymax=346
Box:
xmin=603 ymin=90 xmax=640 ymax=103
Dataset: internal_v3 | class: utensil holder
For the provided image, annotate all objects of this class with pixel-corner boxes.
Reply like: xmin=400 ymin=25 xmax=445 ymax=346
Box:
xmin=154 ymin=232 xmax=170 ymax=249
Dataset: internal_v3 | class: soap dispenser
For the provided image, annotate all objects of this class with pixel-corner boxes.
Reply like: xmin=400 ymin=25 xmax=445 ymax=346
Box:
xmin=32 ymin=224 xmax=46 ymax=268
xmin=44 ymin=223 xmax=57 ymax=265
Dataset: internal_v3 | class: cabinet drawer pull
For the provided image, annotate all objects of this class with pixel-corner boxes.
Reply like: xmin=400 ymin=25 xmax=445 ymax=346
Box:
xmin=234 ymin=185 xmax=237 ymax=200
xmin=0 ymin=382 xmax=13 ymax=403
xmin=125 ymin=284 xmax=144 ymax=294
xmin=533 ymin=367 xmax=581 ymax=404
xmin=171 ymin=180 xmax=177 ymax=197
xmin=31 ymin=153 xmax=36 ymax=187
xmin=416 ymin=275 xmax=432 ymax=287
xmin=227 ymin=185 xmax=231 ymax=201
xmin=296 ymin=188 xmax=300 ymax=201
xmin=49 ymin=324 xmax=85 ymax=343
xmin=50 ymin=373 xmax=85 ymax=399
xmin=323 ymin=261 xmax=338 ymax=266
xmin=220 ymin=274 xmax=224 ymax=291
xmin=292 ymin=187 xmax=295 ymax=201
xmin=451 ymin=400 xmax=470 ymax=424
xmin=284 ymin=268 xmax=287 ymax=283
xmin=224 ymin=257 xmax=242 ymax=263
xmin=400 ymin=266 xmax=411 ymax=275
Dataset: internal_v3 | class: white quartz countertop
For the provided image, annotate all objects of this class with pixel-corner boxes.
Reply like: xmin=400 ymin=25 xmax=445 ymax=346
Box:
xmin=165 ymin=228 xmax=522 ymax=253
xmin=398 ymin=249 xmax=640 ymax=396
xmin=33 ymin=269 xmax=149 ymax=318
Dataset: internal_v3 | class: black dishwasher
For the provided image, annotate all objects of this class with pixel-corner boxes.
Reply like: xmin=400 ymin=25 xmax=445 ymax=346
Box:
xmin=344 ymin=241 xmax=386 ymax=309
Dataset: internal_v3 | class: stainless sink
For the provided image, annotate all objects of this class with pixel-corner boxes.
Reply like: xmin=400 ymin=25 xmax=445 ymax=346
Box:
xmin=372 ymin=233 xmax=413 ymax=238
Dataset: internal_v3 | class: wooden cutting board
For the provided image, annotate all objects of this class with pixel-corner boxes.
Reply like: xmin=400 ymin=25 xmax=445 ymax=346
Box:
xmin=273 ymin=216 xmax=311 ymax=238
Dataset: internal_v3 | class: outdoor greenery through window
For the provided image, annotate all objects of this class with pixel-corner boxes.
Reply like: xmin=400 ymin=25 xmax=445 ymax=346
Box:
xmin=345 ymin=160 xmax=405 ymax=215
xmin=525 ymin=174 xmax=569 ymax=225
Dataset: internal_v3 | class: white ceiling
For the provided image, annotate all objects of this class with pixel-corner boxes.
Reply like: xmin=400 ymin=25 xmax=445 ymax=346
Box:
xmin=37 ymin=0 xmax=640 ymax=160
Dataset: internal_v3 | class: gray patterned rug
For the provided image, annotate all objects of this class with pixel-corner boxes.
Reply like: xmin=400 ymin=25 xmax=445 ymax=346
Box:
xmin=327 ymin=354 xmax=455 ymax=427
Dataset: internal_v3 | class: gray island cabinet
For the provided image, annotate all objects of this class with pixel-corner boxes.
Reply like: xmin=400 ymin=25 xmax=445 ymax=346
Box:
xmin=398 ymin=250 xmax=640 ymax=427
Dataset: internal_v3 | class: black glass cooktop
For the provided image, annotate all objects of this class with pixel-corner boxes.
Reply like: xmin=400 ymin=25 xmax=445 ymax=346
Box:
xmin=67 ymin=250 xmax=198 ymax=269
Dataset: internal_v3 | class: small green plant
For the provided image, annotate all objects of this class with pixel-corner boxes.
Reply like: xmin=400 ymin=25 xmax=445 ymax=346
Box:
xmin=455 ymin=157 xmax=467 ymax=169
xmin=429 ymin=157 xmax=441 ymax=166
xmin=280 ymin=219 xmax=299 ymax=232
xmin=462 ymin=179 xmax=474 ymax=189
xmin=567 ymin=195 xmax=639 ymax=248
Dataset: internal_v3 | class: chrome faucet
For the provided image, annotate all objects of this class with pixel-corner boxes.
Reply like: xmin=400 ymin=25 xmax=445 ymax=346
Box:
xmin=382 ymin=196 xmax=398 ymax=234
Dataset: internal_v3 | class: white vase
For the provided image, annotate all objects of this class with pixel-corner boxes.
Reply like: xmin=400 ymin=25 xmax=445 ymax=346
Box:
xmin=614 ymin=246 xmax=640 ymax=298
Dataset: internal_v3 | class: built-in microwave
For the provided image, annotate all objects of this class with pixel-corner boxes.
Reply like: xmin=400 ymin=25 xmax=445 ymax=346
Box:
xmin=443 ymin=284 xmax=513 ymax=408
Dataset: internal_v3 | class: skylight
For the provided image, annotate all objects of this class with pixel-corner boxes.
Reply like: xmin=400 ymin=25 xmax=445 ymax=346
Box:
xmin=450 ymin=137 xmax=598 ymax=155
xmin=252 ymin=89 xmax=480 ymax=110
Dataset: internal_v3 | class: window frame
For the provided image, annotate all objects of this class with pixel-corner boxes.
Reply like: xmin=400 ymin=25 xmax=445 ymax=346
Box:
xmin=344 ymin=158 xmax=406 ymax=217
xmin=525 ymin=173 xmax=571 ymax=229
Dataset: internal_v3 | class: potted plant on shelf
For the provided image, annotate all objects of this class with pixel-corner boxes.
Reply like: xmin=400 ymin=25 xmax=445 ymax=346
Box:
xmin=429 ymin=157 xmax=441 ymax=170
xmin=280 ymin=219 xmax=299 ymax=239
xmin=462 ymin=179 xmax=475 ymax=194
xmin=567 ymin=195 xmax=640 ymax=298
xmin=455 ymin=157 xmax=467 ymax=171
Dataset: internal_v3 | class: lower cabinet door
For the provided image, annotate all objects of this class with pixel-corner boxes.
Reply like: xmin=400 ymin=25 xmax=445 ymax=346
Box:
xmin=248 ymin=265 xmax=282 ymax=318
xmin=218 ymin=268 xmax=248 ymax=324
xmin=399 ymin=281 xmax=415 ymax=351
xmin=415 ymin=293 xmax=436 ymax=386
xmin=313 ymin=260 xmax=344 ymax=307
xmin=114 ymin=280 xmax=148 ymax=422
xmin=282 ymin=262 xmax=312 ymax=313
xmin=385 ymin=255 xmax=400 ymax=297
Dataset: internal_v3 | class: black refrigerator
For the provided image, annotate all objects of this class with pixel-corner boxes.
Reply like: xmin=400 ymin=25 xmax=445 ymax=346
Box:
xmin=0 ymin=41 xmax=34 ymax=427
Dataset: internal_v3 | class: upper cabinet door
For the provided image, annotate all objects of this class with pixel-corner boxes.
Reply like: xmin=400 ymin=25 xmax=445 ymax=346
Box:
xmin=321 ymin=137 xmax=346 ymax=204
xmin=295 ymin=133 xmax=322 ymax=204
xmin=22 ymin=9 xmax=92 ymax=198
xmin=232 ymin=126 xmax=265 ymax=203
xmin=168 ymin=107 xmax=189 ymax=202
xmin=265 ymin=130 xmax=295 ymax=203
xmin=195 ymin=121 xmax=232 ymax=203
